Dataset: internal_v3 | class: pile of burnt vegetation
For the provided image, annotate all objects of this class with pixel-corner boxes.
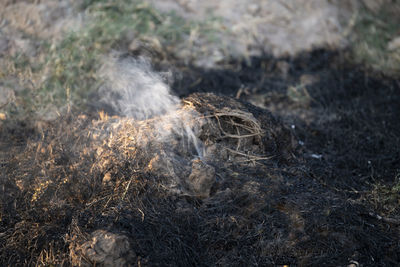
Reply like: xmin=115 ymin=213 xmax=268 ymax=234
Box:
xmin=1 ymin=50 xmax=399 ymax=266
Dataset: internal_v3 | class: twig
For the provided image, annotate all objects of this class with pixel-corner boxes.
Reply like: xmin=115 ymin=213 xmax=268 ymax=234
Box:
xmin=122 ymin=178 xmax=133 ymax=200
xmin=229 ymin=116 xmax=241 ymax=150
xmin=224 ymin=147 xmax=273 ymax=161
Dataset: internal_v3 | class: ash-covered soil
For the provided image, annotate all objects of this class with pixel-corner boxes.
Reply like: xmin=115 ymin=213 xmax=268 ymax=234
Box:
xmin=1 ymin=50 xmax=400 ymax=266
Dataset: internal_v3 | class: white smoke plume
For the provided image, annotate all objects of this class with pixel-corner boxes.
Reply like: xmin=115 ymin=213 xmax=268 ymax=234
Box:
xmin=99 ymin=55 xmax=179 ymax=120
xmin=99 ymin=53 xmax=204 ymax=158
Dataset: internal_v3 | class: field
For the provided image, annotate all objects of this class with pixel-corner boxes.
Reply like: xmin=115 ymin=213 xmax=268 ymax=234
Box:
xmin=0 ymin=1 xmax=399 ymax=266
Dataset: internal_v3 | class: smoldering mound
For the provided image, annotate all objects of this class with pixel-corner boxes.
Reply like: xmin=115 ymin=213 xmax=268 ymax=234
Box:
xmin=98 ymin=55 xmax=204 ymax=158
xmin=91 ymin=54 xmax=293 ymax=198
xmin=87 ymin=91 xmax=290 ymax=198
xmin=93 ymin=55 xmax=287 ymax=197
xmin=3 ymin=93 xmax=397 ymax=266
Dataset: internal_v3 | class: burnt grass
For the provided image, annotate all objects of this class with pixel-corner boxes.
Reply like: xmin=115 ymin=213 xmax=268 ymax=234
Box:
xmin=1 ymin=49 xmax=400 ymax=266
xmin=175 ymin=49 xmax=400 ymax=191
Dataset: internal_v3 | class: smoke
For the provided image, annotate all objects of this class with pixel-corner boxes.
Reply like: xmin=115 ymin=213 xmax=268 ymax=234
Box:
xmin=99 ymin=54 xmax=204 ymax=158
xmin=99 ymin=55 xmax=179 ymax=120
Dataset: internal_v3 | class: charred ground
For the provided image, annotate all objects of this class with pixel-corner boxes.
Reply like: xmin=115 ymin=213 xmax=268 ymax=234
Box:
xmin=175 ymin=49 xmax=400 ymax=189
xmin=0 ymin=50 xmax=400 ymax=266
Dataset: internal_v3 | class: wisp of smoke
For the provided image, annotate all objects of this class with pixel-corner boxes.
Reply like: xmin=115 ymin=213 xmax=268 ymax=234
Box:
xmin=99 ymin=55 xmax=179 ymax=120
xmin=99 ymin=54 xmax=204 ymax=158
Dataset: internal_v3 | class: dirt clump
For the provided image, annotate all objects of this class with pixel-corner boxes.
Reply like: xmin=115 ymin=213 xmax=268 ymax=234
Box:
xmin=188 ymin=159 xmax=215 ymax=198
xmin=74 ymin=230 xmax=136 ymax=267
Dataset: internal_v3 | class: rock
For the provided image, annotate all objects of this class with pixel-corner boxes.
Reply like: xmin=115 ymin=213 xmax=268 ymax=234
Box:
xmin=80 ymin=230 xmax=136 ymax=267
xmin=188 ymin=159 xmax=215 ymax=198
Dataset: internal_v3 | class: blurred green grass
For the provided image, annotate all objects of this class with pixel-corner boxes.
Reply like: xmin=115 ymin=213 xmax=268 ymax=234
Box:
xmin=41 ymin=0 xmax=220 ymax=113
xmin=1 ymin=0 xmax=221 ymax=119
